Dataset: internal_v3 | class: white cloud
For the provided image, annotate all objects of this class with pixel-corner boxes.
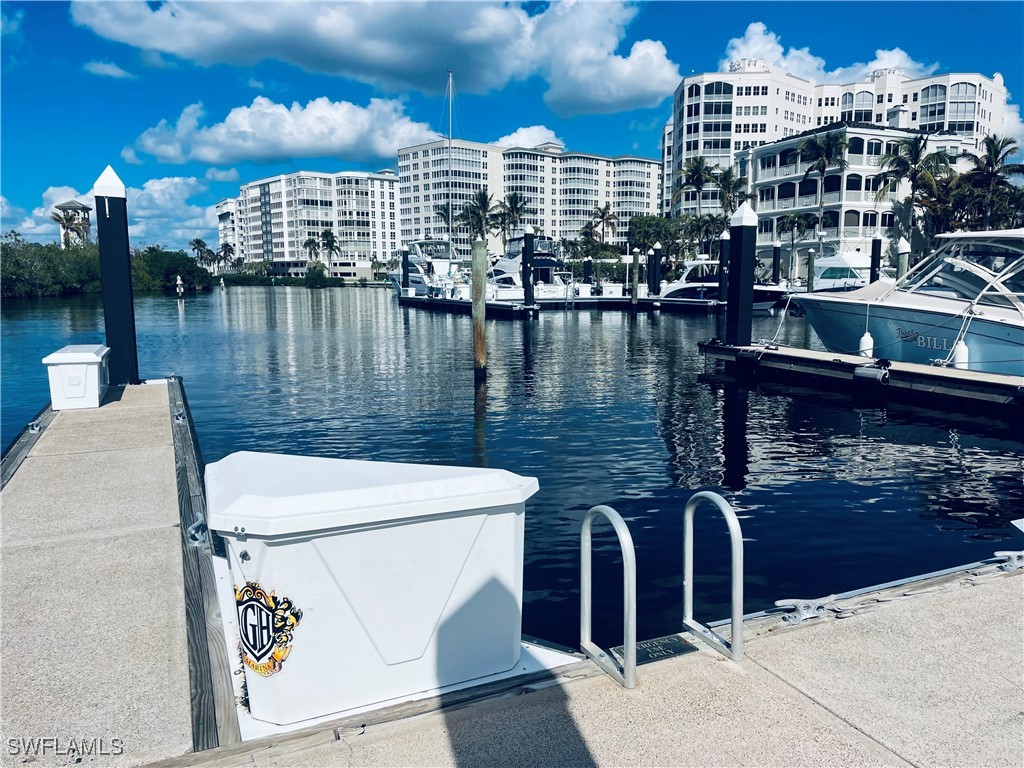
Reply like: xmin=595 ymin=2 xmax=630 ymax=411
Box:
xmin=204 ymin=167 xmax=240 ymax=182
xmin=1 ymin=8 xmax=24 ymax=38
xmin=7 ymin=177 xmax=217 ymax=249
xmin=721 ymin=23 xmax=939 ymax=84
xmin=1 ymin=195 xmax=28 ymax=233
xmin=1002 ymin=103 xmax=1024 ymax=149
xmin=84 ymin=60 xmax=136 ymax=79
xmin=493 ymin=126 xmax=563 ymax=149
xmin=247 ymin=78 xmax=264 ymax=90
xmin=126 ymin=97 xmax=439 ymax=165
xmin=71 ymin=1 xmax=678 ymax=116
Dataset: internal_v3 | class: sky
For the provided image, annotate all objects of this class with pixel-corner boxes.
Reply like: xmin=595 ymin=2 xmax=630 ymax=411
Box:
xmin=2 ymin=1 xmax=1022 ymax=250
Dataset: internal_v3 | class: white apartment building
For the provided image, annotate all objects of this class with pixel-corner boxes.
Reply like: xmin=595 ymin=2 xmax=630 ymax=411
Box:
xmin=398 ymin=139 xmax=505 ymax=256
xmin=660 ymin=119 xmax=674 ymax=216
xmin=218 ymin=169 xmax=399 ymax=279
xmin=670 ymin=59 xmax=1009 ymax=217
xmin=741 ymin=123 xmax=975 ymax=273
xmin=398 ymin=139 xmax=661 ymax=254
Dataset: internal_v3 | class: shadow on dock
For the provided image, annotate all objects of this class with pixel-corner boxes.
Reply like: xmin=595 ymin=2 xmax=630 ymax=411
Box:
xmin=438 ymin=578 xmax=597 ymax=768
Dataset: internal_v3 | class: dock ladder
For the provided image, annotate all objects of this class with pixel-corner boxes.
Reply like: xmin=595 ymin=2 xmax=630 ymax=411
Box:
xmin=580 ymin=505 xmax=637 ymax=688
xmin=683 ymin=491 xmax=745 ymax=661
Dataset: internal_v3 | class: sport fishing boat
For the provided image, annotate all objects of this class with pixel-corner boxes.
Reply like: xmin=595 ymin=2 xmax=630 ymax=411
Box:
xmin=788 ymin=250 xmax=896 ymax=293
xmin=387 ymin=238 xmax=464 ymax=296
xmin=486 ymin=235 xmax=575 ymax=301
xmin=659 ymin=256 xmax=788 ymax=313
xmin=793 ymin=229 xmax=1024 ymax=377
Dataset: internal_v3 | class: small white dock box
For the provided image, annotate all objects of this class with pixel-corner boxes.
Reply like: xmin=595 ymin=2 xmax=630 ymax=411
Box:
xmin=602 ymin=283 xmax=623 ymax=298
xmin=206 ymin=451 xmax=539 ymax=725
xmin=41 ymin=344 xmax=110 ymax=410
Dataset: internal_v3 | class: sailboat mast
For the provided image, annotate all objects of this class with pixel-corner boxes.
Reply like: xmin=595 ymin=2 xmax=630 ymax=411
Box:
xmin=447 ymin=70 xmax=454 ymax=251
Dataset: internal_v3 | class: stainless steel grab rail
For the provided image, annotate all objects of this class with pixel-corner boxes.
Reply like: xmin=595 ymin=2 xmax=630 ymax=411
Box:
xmin=683 ymin=491 xmax=745 ymax=661
xmin=580 ymin=505 xmax=637 ymax=688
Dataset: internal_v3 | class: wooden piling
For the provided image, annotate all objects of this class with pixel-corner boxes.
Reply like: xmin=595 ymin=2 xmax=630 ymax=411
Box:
xmin=472 ymin=237 xmax=487 ymax=381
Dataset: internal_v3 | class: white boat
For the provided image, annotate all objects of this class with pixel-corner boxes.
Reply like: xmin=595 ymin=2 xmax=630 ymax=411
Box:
xmin=794 ymin=229 xmax=1024 ymax=377
xmin=659 ymin=256 xmax=788 ymax=313
xmin=387 ymin=238 xmax=466 ymax=296
xmin=788 ymin=250 xmax=895 ymax=293
xmin=486 ymin=235 xmax=576 ymax=302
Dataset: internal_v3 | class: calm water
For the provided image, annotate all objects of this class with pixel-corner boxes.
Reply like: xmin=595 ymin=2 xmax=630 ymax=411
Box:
xmin=3 ymin=288 xmax=1021 ymax=648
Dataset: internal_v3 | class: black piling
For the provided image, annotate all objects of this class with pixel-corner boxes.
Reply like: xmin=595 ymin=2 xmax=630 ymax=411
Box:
xmin=582 ymin=256 xmax=592 ymax=284
xmin=771 ymin=241 xmax=781 ymax=285
xmin=718 ymin=231 xmax=730 ymax=304
xmin=93 ymin=166 xmax=140 ymax=386
xmin=648 ymin=242 xmax=661 ymax=296
xmin=401 ymin=248 xmax=410 ymax=291
xmin=724 ymin=203 xmax=757 ymax=347
xmin=522 ymin=229 xmax=535 ymax=307
xmin=870 ymin=233 xmax=883 ymax=284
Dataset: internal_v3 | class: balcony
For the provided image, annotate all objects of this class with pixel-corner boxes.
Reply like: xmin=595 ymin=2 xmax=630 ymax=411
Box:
xmin=779 ymin=163 xmax=798 ymax=176
xmin=777 ymin=198 xmax=795 ymax=210
xmin=823 ymin=192 xmax=841 ymax=204
xmin=759 ymin=167 xmax=778 ymax=180
xmin=798 ymin=194 xmax=817 ymax=207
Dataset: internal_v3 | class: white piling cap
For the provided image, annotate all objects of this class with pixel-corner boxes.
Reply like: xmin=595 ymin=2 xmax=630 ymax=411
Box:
xmin=731 ymin=201 xmax=757 ymax=228
xmin=93 ymin=166 xmax=126 ymax=199
xmin=720 ymin=229 xmax=730 ymax=241
xmin=653 ymin=241 xmax=662 ymax=250
xmin=897 ymin=237 xmax=911 ymax=254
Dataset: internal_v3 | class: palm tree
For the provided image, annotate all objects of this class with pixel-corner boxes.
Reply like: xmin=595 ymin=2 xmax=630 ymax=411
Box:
xmin=499 ymin=193 xmax=534 ymax=233
xmin=218 ymin=241 xmax=235 ymax=274
xmin=776 ymin=212 xmax=815 ymax=281
xmin=715 ymin=166 xmax=753 ymax=217
xmin=674 ymin=157 xmax=719 ymax=217
xmin=50 ymin=210 xmax=87 ymax=249
xmin=457 ymin=188 xmax=497 ymax=241
xmin=591 ymin=202 xmax=619 ymax=246
xmin=959 ymin=135 xmax=1024 ymax=229
xmin=434 ymin=202 xmax=454 ymax=237
xmin=877 ymin=134 xmax=951 ymax=256
xmin=189 ymin=238 xmax=208 ymax=262
xmin=303 ymin=237 xmax=320 ymax=264
xmin=319 ymin=229 xmax=339 ymax=266
xmin=797 ymin=131 xmax=849 ymax=291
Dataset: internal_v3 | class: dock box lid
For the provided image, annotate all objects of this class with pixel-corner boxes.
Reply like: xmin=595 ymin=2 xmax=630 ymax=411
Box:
xmin=205 ymin=451 xmax=539 ymax=537
xmin=42 ymin=344 xmax=110 ymax=365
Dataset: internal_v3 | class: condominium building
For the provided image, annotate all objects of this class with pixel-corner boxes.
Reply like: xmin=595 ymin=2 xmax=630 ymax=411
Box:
xmin=670 ymin=59 xmax=1009 ymax=217
xmin=660 ymin=119 xmax=674 ymax=216
xmin=741 ymin=123 xmax=975 ymax=273
xmin=397 ymin=138 xmax=661 ymax=254
xmin=217 ymin=169 xmax=399 ymax=279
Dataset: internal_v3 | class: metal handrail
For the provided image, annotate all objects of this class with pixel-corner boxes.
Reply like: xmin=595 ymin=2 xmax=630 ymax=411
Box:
xmin=683 ymin=491 xmax=745 ymax=661
xmin=580 ymin=505 xmax=637 ymax=688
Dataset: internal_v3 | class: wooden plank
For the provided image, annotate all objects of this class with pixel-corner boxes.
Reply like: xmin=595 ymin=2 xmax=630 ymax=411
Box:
xmin=0 ymin=403 xmax=56 ymax=489
xmin=167 ymin=377 xmax=241 ymax=751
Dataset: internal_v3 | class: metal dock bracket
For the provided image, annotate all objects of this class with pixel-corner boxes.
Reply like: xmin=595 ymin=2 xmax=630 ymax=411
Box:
xmin=580 ymin=505 xmax=637 ymax=689
xmin=683 ymin=491 xmax=745 ymax=661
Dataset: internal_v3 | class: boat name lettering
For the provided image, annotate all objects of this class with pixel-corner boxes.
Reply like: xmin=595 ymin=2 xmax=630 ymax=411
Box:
xmin=916 ymin=335 xmax=952 ymax=351
xmin=896 ymin=327 xmax=919 ymax=342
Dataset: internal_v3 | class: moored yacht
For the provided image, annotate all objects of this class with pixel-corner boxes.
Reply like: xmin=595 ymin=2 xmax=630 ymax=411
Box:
xmin=787 ymin=250 xmax=896 ymax=293
xmin=794 ymin=229 xmax=1024 ymax=377
xmin=387 ymin=238 xmax=464 ymax=296
xmin=659 ymin=256 xmax=788 ymax=313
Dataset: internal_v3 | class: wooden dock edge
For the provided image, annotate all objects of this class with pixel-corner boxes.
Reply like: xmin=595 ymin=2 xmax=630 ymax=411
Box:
xmin=167 ymin=376 xmax=242 ymax=751
xmin=0 ymin=402 xmax=55 ymax=490
xmin=699 ymin=341 xmax=1024 ymax=419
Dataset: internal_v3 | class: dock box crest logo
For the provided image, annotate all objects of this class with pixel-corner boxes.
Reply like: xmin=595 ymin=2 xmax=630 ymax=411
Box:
xmin=235 ymin=581 xmax=302 ymax=677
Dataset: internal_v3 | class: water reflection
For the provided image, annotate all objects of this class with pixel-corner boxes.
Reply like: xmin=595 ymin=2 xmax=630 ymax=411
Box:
xmin=2 ymin=288 xmax=1021 ymax=650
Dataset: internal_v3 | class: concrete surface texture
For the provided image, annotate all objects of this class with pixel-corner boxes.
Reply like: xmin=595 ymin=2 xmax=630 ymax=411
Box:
xmin=158 ymin=569 xmax=1023 ymax=768
xmin=1 ymin=383 xmax=193 ymax=768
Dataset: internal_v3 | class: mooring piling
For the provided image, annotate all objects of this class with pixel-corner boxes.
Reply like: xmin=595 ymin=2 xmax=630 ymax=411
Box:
xmin=472 ymin=236 xmax=487 ymax=381
xmin=93 ymin=166 xmax=140 ymax=386
xmin=523 ymin=227 xmax=535 ymax=308
xmin=870 ymin=232 xmax=883 ymax=284
xmin=771 ymin=240 xmax=781 ymax=285
xmin=725 ymin=202 xmax=757 ymax=347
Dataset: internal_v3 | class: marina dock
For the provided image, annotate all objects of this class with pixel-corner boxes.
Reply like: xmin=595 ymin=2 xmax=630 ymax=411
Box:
xmin=397 ymin=292 xmax=721 ymax=317
xmin=0 ymin=381 xmax=195 ymax=765
xmin=701 ymin=340 xmax=1024 ymax=418
xmin=2 ymin=375 xmax=1021 ymax=767
xmin=155 ymin=559 xmax=1023 ymax=768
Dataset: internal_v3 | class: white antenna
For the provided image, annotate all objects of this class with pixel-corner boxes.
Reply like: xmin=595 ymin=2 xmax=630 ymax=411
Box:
xmin=447 ymin=70 xmax=454 ymax=255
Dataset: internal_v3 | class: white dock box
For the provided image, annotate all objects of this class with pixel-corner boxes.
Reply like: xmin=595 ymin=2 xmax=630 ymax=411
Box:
xmin=206 ymin=451 xmax=539 ymax=725
xmin=41 ymin=344 xmax=110 ymax=410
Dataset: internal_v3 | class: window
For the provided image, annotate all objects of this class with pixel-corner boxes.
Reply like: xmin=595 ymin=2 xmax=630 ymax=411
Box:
xmin=876 ymin=94 xmax=884 ymax=104
xmin=887 ymin=93 xmax=893 ymax=103
xmin=902 ymin=95 xmax=908 ymax=104
xmin=875 ymin=113 xmax=882 ymax=123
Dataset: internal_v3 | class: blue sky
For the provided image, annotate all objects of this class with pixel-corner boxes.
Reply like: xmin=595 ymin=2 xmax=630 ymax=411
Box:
xmin=2 ymin=1 xmax=1022 ymax=249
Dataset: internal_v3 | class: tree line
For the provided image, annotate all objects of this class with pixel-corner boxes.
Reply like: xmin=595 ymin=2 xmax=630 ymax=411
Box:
xmin=1 ymin=233 xmax=213 ymax=298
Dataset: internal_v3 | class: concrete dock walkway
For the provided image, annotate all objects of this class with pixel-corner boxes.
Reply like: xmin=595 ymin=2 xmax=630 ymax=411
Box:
xmin=156 ymin=565 xmax=1023 ymax=768
xmin=1 ymin=382 xmax=193 ymax=767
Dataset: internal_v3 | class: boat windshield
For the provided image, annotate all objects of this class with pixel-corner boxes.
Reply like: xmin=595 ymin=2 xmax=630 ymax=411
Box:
xmin=417 ymin=241 xmax=453 ymax=259
xmin=907 ymin=241 xmax=1024 ymax=309
xmin=683 ymin=262 xmax=720 ymax=282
